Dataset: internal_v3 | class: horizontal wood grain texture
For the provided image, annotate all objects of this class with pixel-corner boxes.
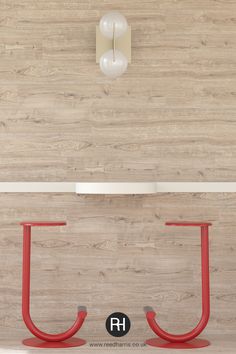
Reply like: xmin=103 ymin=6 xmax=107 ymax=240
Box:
xmin=0 ymin=0 xmax=236 ymax=347
xmin=0 ymin=193 xmax=235 ymax=341
xmin=0 ymin=0 xmax=236 ymax=180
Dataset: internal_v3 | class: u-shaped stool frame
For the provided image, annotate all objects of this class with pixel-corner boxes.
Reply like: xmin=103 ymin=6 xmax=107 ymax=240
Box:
xmin=145 ymin=222 xmax=211 ymax=349
xmin=20 ymin=221 xmax=87 ymax=348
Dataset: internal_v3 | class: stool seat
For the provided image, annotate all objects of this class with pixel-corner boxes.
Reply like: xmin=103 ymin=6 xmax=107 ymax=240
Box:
xmin=20 ymin=221 xmax=66 ymax=227
xmin=166 ymin=222 xmax=212 ymax=227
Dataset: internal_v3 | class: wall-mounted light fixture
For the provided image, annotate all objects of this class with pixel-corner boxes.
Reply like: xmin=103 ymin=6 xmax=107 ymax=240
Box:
xmin=96 ymin=12 xmax=131 ymax=79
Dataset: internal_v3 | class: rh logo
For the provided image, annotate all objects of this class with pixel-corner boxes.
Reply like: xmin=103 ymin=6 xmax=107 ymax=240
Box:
xmin=106 ymin=312 xmax=131 ymax=337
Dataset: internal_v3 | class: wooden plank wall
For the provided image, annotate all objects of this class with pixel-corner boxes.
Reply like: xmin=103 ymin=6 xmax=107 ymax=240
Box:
xmin=0 ymin=192 xmax=235 ymax=341
xmin=0 ymin=0 xmax=236 ymax=341
xmin=0 ymin=0 xmax=236 ymax=181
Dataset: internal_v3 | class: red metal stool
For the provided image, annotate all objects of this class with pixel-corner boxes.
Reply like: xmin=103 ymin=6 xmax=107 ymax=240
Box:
xmin=145 ymin=222 xmax=212 ymax=349
xmin=20 ymin=221 xmax=87 ymax=348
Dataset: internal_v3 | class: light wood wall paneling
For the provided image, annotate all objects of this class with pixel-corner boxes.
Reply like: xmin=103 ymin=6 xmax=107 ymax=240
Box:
xmin=0 ymin=0 xmax=236 ymax=180
xmin=0 ymin=193 xmax=235 ymax=341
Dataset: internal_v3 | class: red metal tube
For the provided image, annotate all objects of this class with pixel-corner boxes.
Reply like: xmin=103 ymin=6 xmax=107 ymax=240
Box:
xmin=21 ymin=222 xmax=87 ymax=342
xmin=145 ymin=222 xmax=211 ymax=343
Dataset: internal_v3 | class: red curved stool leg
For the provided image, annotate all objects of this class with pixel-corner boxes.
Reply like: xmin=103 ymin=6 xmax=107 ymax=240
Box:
xmin=145 ymin=222 xmax=211 ymax=349
xmin=20 ymin=221 xmax=87 ymax=348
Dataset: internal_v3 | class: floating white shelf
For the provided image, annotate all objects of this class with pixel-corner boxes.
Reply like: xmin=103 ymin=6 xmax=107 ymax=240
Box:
xmin=0 ymin=182 xmax=236 ymax=194
xmin=76 ymin=182 xmax=236 ymax=194
xmin=76 ymin=182 xmax=157 ymax=195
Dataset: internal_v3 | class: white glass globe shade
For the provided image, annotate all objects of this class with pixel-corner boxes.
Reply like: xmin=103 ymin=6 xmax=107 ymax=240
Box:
xmin=100 ymin=49 xmax=128 ymax=79
xmin=99 ymin=12 xmax=128 ymax=39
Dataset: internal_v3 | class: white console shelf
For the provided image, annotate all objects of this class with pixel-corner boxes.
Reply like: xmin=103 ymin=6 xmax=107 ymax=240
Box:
xmin=76 ymin=182 xmax=236 ymax=194
xmin=0 ymin=182 xmax=236 ymax=194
